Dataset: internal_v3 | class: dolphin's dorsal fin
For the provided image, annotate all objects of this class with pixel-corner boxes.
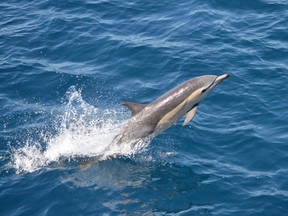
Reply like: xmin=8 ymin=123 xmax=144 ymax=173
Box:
xmin=182 ymin=105 xmax=198 ymax=126
xmin=122 ymin=102 xmax=147 ymax=117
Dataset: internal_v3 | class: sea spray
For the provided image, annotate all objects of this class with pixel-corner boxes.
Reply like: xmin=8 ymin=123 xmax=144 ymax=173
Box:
xmin=10 ymin=87 xmax=149 ymax=173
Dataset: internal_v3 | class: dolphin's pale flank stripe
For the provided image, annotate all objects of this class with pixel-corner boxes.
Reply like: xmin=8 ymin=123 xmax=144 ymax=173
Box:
xmin=156 ymin=97 xmax=187 ymax=128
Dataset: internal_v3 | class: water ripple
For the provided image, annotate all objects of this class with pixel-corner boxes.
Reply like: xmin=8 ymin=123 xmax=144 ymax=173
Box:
xmin=1 ymin=0 xmax=288 ymax=215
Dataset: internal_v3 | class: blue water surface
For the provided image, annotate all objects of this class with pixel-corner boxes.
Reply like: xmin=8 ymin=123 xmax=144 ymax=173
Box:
xmin=1 ymin=0 xmax=288 ymax=215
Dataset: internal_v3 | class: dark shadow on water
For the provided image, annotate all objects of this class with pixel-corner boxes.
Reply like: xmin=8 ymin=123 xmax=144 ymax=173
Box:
xmin=61 ymin=157 xmax=212 ymax=214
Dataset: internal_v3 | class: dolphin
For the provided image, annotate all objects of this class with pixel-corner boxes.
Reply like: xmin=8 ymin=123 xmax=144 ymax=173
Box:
xmin=111 ymin=74 xmax=230 ymax=146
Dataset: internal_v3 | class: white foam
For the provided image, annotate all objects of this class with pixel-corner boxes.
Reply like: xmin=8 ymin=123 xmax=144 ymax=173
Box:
xmin=10 ymin=87 xmax=149 ymax=174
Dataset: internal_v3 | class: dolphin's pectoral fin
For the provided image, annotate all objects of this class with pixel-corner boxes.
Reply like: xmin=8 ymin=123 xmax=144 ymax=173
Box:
xmin=122 ymin=102 xmax=147 ymax=116
xmin=187 ymin=88 xmax=202 ymax=103
xmin=182 ymin=105 xmax=198 ymax=126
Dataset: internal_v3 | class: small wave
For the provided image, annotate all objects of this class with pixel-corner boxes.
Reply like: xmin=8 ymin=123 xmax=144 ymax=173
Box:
xmin=9 ymin=87 xmax=149 ymax=174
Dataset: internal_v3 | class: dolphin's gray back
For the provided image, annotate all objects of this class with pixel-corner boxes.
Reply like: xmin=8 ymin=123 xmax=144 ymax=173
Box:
xmin=151 ymin=75 xmax=216 ymax=113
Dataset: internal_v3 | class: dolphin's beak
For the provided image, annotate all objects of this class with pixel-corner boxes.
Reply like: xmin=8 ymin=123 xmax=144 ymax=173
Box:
xmin=215 ymin=74 xmax=230 ymax=84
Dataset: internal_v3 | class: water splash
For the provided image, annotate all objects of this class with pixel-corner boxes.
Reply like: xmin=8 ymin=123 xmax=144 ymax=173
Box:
xmin=10 ymin=87 xmax=149 ymax=174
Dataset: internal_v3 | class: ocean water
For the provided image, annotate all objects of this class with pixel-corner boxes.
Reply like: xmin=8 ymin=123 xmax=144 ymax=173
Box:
xmin=1 ymin=0 xmax=287 ymax=215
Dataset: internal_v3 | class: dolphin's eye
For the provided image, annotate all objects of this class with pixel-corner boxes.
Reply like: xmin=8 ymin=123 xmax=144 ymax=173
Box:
xmin=201 ymin=88 xmax=207 ymax=93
